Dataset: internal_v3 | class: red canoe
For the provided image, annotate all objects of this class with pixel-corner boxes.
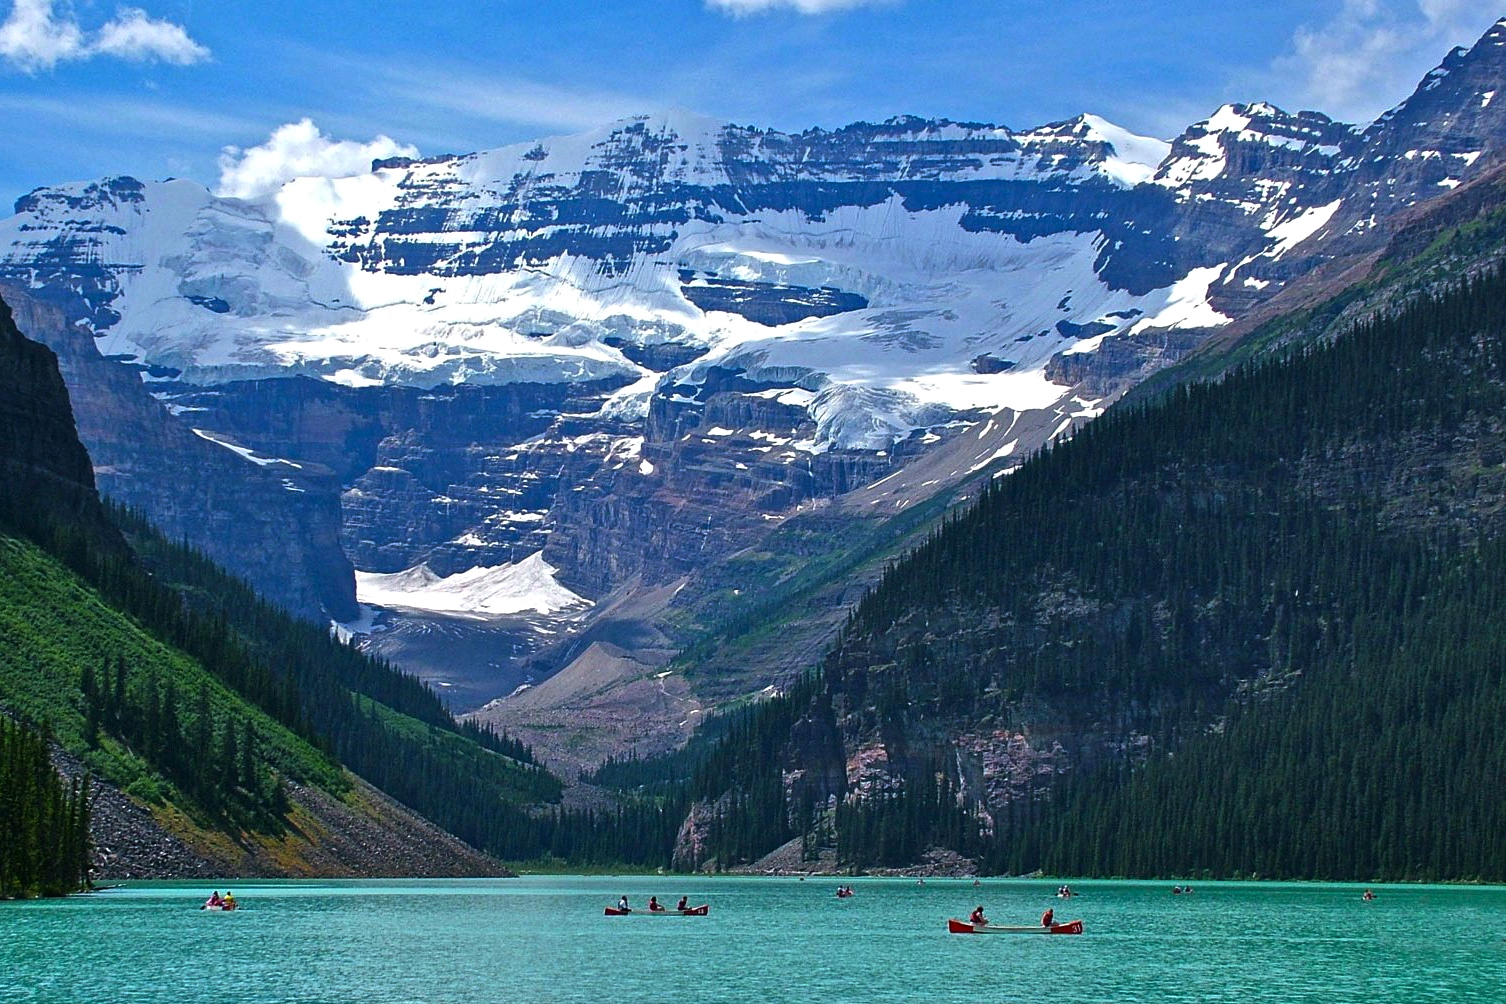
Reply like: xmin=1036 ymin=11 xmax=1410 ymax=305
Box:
xmin=604 ymin=904 xmax=709 ymax=916
xmin=947 ymin=917 xmax=1083 ymax=935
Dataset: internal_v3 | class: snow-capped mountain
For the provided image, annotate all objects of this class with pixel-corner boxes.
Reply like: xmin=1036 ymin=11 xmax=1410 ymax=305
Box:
xmin=9 ymin=19 xmax=1503 ymax=447
xmin=2 ymin=19 xmax=1504 ymax=665
xmin=0 ymin=111 xmax=1195 ymax=447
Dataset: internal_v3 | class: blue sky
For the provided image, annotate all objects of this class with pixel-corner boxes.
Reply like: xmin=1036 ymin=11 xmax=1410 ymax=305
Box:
xmin=0 ymin=1 xmax=1498 ymax=206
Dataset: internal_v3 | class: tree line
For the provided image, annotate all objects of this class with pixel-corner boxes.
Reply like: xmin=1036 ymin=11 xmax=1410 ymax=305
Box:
xmin=0 ymin=717 xmax=90 ymax=898
xmin=78 ymin=658 xmax=288 ymax=830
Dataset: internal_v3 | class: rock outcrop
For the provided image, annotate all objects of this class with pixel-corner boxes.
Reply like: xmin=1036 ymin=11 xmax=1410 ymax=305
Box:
xmin=0 ymin=293 xmax=117 ymax=546
xmin=0 ymin=285 xmax=356 ymax=620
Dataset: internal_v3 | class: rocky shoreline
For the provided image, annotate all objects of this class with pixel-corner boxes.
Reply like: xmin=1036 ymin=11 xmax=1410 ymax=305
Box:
xmin=50 ymin=745 xmax=509 ymax=880
xmin=723 ymin=836 xmax=981 ymax=879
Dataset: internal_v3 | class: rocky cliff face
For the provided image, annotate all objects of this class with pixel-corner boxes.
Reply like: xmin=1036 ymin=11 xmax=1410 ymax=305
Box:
xmin=157 ymin=375 xmax=626 ymax=577
xmin=0 ymin=285 xmax=356 ymax=620
xmin=0 ymin=293 xmax=115 ymax=545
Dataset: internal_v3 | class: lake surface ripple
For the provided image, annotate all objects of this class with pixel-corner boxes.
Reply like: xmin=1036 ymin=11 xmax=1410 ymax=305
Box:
xmin=3 ymin=877 xmax=1504 ymax=1003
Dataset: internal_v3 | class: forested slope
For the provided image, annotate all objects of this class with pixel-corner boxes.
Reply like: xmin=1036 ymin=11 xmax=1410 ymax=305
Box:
xmin=647 ymin=265 xmax=1506 ymax=880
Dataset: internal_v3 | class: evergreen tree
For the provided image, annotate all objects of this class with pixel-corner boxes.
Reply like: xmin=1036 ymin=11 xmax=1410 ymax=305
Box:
xmin=0 ymin=718 xmax=91 ymax=898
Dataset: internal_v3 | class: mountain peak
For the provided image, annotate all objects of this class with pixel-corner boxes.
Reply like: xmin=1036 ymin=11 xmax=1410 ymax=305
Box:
xmin=1002 ymin=114 xmax=1168 ymax=186
xmin=613 ymin=107 xmax=732 ymax=140
xmin=1152 ymin=102 xmax=1347 ymax=190
xmin=1359 ymin=15 xmax=1506 ymax=157
xmin=1075 ymin=114 xmax=1172 ymax=184
xmin=14 ymin=175 xmax=147 ymax=217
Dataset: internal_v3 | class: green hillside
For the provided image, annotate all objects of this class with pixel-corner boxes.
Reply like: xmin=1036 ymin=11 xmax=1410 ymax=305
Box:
xmin=0 ymin=532 xmax=343 ymax=831
xmin=665 ymin=479 xmax=974 ymax=699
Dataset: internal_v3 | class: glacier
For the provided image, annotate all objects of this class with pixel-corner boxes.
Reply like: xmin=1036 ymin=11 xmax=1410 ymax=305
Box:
xmin=0 ymin=112 xmax=1224 ymax=450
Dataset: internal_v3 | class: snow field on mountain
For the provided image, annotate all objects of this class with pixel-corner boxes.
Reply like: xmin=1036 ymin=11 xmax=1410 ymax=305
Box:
xmin=354 ymin=552 xmax=590 ymax=618
xmin=1074 ymin=115 xmax=1171 ymax=186
xmin=190 ymin=428 xmax=304 ymax=470
xmin=0 ymin=165 xmax=1237 ymax=450
xmin=1262 ymin=200 xmax=1345 ymax=260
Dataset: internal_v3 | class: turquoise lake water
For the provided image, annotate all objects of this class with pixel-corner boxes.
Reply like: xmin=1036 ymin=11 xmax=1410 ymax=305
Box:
xmin=3 ymin=877 xmax=1504 ymax=1003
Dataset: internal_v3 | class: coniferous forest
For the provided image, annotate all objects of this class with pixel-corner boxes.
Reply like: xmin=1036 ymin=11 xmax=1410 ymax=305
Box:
xmin=0 ymin=716 xmax=90 ymax=898
xmin=615 ymin=265 xmax=1506 ymax=879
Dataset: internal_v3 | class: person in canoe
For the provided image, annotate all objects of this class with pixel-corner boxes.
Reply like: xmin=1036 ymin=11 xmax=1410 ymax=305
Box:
xmin=222 ymin=891 xmax=236 ymax=910
xmin=648 ymin=896 xmax=666 ymax=913
xmin=676 ymin=896 xmax=689 ymax=911
xmin=1362 ymin=889 xmax=1376 ymax=902
xmin=203 ymin=891 xmax=223 ymax=909
xmin=1040 ymin=907 xmax=1055 ymax=928
xmin=969 ymin=905 xmax=988 ymax=926
xmin=617 ymin=895 xmax=630 ymax=913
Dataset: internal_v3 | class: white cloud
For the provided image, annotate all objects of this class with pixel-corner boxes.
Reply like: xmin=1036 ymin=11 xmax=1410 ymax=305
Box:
xmin=93 ymin=7 xmax=210 ymax=65
xmin=1280 ymin=0 xmax=1496 ymax=122
xmin=0 ymin=0 xmax=82 ymax=70
xmin=0 ymin=0 xmax=209 ymax=71
xmin=216 ymin=119 xmax=420 ymax=200
xmin=706 ymin=0 xmax=888 ymax=14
